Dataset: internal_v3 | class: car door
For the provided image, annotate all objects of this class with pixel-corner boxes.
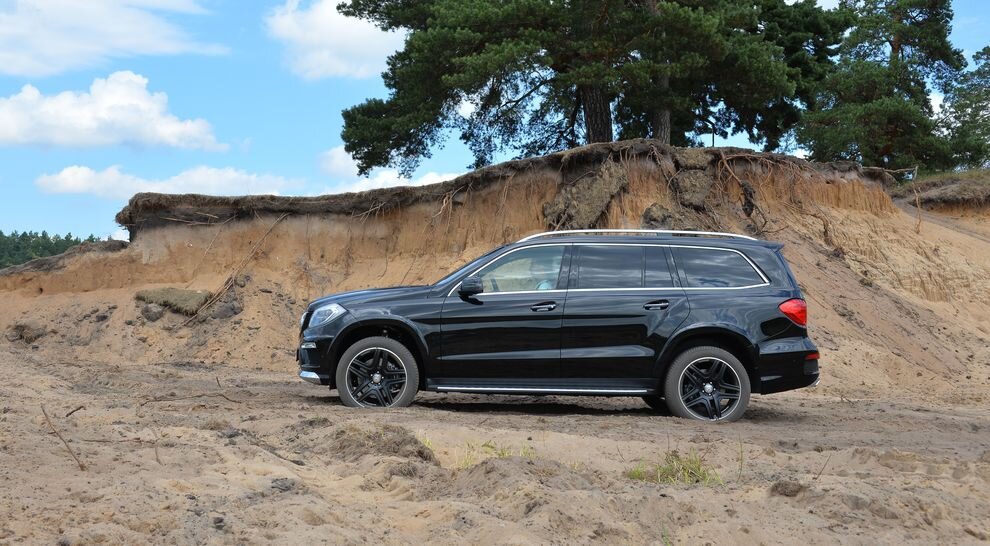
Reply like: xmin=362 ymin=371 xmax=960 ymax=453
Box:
xmin=435 ymin=244 xmax=571 ymax=380
xmin=560 ymin=244 xmax=689 ymax=381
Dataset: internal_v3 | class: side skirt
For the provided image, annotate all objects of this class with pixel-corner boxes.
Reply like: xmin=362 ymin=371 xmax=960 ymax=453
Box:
xmin=424 ymin=378 xmax=657 ymax=396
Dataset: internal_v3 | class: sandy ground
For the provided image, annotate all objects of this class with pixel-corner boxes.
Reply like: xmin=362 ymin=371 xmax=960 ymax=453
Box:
xmin=2 ymin=346 xmax=988 ymax=546
xmin=2 ymin=158 xmax=990 ymax=545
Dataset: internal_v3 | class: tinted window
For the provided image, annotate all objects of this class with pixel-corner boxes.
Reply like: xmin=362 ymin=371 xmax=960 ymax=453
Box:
xmin=476 ymin=245 xmax=565 ymax=292
xmin=645 ymin=246 xmax=674 ymax=287
xmin=576 ymin=245 xmax=643 ymax=289
xmin=672 ymin=247 xmax=765 ymax=288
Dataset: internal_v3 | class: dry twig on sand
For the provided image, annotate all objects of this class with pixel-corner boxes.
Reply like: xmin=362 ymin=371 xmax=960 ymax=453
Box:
xmin=41 ymin=405 xmax=86 ymax=471
xmin=151 ymin=428 xmax=163 ymax=466
xmin=139 ymin=392 xmax=242 ymax=406
xmin=64 ymin=405 xmax=85 ymax=418
xmin=913 ymin=186 xmax=923 ymax=234
xmin=814 ymin=453 xmax=833 ymax=481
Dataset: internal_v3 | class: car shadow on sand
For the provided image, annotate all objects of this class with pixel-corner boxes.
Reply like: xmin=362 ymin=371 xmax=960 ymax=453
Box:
xmin=293 ymin=391 xmax=809 ymax=422
xmin=295 ymin=391 xmax=663 ymax=416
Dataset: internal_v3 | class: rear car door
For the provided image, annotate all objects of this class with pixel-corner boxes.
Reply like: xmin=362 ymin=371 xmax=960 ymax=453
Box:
xmin=436 ymin=244 xmax=570 ymax=380
xmin=560 ymin=244 xmax=689 ymax=381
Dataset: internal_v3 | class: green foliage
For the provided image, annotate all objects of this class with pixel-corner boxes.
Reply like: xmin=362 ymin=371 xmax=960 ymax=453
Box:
xmin=940 ymin=47 xmax=990 ymax=169
xmin=798 ymin=59 xmax=951 ymax=170
xmin=0 ymin=230 xmax=99 ymax=269
xmin=798 ymin=0 xmax=965 ymax=171
xmin=625 ymin=450 xmax=723 ymax=486
xmin=339 ymin=0 xmax=845 ymax=175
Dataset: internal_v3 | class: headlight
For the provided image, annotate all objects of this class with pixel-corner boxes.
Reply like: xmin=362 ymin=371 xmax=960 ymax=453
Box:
xmin=308 ymin=303 xmax=346 ymax=327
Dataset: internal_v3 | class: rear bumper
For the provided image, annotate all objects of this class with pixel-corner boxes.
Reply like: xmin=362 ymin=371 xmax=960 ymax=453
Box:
xmin=755 ymin=337 xmax=819 ymax=395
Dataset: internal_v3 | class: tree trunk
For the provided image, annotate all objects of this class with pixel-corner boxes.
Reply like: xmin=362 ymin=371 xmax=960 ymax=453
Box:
xmin=579 ymin=84 xmax=613 ymax=143
xmin=650 ymin=74 xmax=671 ymax=144
xmin=651 ymin=109 xmax=671 ymax=144
xmin=646 ymin=1 xmax=671 ymax=145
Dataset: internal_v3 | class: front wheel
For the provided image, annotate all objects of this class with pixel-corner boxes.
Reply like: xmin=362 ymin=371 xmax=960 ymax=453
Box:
xmin=335 ymin=337 xmax=419 ymax=408
xmin=662 ymin=346 xmax=751 ymax=422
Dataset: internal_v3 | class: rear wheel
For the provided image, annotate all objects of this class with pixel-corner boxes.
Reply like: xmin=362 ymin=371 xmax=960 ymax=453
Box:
xmin=662 ymin=346 xmax=750 ymax=422
xmin=335 ymin=337 xmax=419 ymax=408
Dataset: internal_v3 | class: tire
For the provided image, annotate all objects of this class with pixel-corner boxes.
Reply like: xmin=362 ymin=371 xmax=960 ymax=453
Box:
xmin=335 ymin=336 xmax=419 ymax=408
xmin=662 ymin=346 xmax=751 ymax=422
xmin=642 ymin=394 xmax=668 ymax=413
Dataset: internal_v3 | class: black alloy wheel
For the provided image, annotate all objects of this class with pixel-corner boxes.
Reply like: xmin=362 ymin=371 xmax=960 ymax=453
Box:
xmin=663 ymin=346 xmax=751 ymax=422
xmin=335 ymin=336 xmax=419 ymax=408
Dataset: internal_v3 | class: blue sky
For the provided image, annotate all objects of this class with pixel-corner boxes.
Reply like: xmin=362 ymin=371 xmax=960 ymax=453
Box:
xmin=0 ymin=0 xmax=986 ymax=239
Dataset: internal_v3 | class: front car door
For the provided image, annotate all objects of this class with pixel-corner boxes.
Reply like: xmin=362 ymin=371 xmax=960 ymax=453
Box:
xmin=560 ymin=244 xmax=689 ymax=384
xmin=434 ymin=244 xmax=571 ymax=383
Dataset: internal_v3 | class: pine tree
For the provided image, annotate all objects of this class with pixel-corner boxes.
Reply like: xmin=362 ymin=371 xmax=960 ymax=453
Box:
xmin=798 ymin=0 xmax=964 ymax=171
xmin=338 ymin=0 xmax=846 ymax=175
xmin=940 ymin=47 xmax=990 ymax=168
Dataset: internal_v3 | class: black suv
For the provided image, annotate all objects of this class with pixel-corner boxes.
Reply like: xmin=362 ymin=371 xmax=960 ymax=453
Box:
xmin=297 ymin=230 xmax=819 ymax=421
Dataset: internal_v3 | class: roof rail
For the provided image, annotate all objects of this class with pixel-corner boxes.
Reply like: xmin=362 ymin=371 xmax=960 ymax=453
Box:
xmin=517 ymin=229 xmax=757 ymax=242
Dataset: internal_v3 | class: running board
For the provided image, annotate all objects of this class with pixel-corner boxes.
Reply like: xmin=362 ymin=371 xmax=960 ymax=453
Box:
xmin=433 ymin=385 xmax=651 ymax=395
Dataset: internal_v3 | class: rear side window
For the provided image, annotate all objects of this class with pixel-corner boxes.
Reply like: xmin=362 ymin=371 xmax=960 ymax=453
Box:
xmin=672 ymin=247 xmax=766 ymax=288
xmin=575 ymin=245 xmax=643 ymax=289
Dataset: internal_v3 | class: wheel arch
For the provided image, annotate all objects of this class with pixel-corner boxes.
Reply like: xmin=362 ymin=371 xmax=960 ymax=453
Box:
xmin=656 ymin=325 xmax=760 ymax=392
xmin=330 ymin=318 xmax=428 ymax=388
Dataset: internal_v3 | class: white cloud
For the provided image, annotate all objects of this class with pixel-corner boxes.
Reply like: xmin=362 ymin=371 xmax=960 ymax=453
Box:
xmin=456 ymin=99 xmax=477 ymax=119
xmin=0 ymin=71 xmax=226 ymax=150
xmin=36 ymin=165 xmax=295 ymax=200
xmin=110 ymin=228 xmax=130 ymax=242
xmin=319 ymin=145 xmax=360 ymax=178
xmin=930 ymin=92 xmax=945 ymax=114
xmin=265 ymin=0 xmax=405 ymax=79
xmin=785 ymin=0 xmax=840 ymax=8
xmin=318 ymin=145 xmax=461 ymax=193
xmin=0 ymin=0 xmax=225 ymax=77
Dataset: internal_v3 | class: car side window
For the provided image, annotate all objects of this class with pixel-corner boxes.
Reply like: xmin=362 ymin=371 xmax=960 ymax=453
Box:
xmin=475 ymin=245 xmax=565 ymax=293
xmin=645 ymin=246 xmax=675 ymax=287
xmin=575 ymin=245 xmax=644 ymax=289
xmin=672 ymin=247 xmax=766 ymax=288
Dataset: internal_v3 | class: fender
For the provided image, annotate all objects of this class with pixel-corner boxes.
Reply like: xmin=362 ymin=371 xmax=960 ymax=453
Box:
xmin=654 ymin=323 xmax=758 ymax=378
xmin=331 ymin=311 xmax=431 ymax=367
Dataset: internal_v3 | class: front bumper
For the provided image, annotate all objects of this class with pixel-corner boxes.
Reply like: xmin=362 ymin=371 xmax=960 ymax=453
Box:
xmin=297 ymin=336 xmax=335 ymax=386
xmin=299 ymin=370 xmax=330 ymax=385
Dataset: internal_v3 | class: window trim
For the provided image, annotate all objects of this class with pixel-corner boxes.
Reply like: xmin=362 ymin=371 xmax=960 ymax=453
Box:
xmin=446 ymin=242 xmax=769 ymax=297
xmin=669 ymin=245 xmax=770 ymax=290
xmin=446 ymin=243 xmax=572 ymax=297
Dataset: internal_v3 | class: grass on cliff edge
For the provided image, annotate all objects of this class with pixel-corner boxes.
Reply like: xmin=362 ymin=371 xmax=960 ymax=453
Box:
xmin=135 ymin=288 xmax=211 ymax=316
xmin=889 ymin=168 xmax=990 ymax=206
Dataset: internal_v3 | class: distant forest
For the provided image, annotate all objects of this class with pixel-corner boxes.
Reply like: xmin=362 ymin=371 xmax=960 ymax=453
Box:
xmin=0 ymin=231 xmax=100 ymax=269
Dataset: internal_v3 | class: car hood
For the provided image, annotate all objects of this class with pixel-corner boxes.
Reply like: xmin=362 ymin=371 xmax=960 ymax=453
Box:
xmin=306 ymin=285 xmax=431 ymax=310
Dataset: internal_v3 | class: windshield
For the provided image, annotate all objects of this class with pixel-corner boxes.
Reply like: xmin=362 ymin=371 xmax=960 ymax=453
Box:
xmin=432 ymin=245 xmax=508 ymax=286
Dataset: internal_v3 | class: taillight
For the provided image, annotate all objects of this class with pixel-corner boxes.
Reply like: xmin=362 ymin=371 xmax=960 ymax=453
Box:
xmin=779 ymin=298 xmax=807 ymax=326
xmin=805 ymin=352 xmax=820 ymax=360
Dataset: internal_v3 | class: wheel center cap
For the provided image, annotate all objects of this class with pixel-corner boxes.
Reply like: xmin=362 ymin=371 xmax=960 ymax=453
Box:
xmin=371 ymin=372 xmax=383 ymax=384
xmin=703 ymin=383 xmax=715 ymax=394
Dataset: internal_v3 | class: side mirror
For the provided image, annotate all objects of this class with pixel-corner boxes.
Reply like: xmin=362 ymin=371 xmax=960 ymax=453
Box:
xmin=458 ymin=276 xmax=484 ymax=297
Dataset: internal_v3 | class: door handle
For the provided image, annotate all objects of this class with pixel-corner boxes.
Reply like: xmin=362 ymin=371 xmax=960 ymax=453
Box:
xmin=644 ymin=300 xmax=669 ymax=311
xmin=531 ymin=302 xmax=557 ymax=312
